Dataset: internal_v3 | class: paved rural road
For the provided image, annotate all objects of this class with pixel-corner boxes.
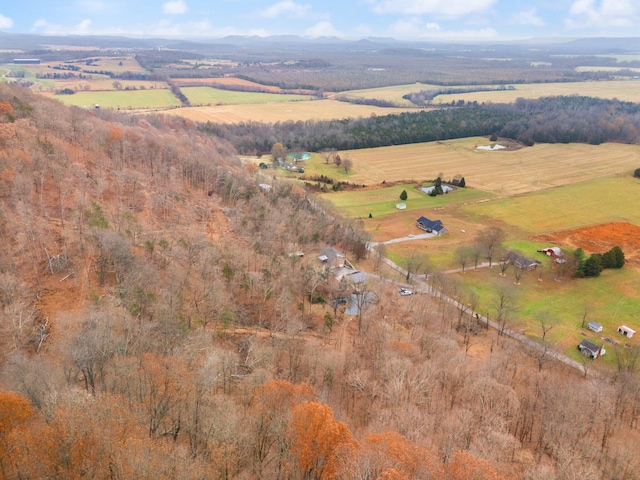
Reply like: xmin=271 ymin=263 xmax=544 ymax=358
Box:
xmin=367 ymin=242 xmax=588 ymax=376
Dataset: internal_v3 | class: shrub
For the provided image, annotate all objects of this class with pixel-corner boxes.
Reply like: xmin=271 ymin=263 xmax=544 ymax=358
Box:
xmin=399 ymin=190 xmax=408 ymax=201
xmin=634 ymin=168 xmax=640 ymax=178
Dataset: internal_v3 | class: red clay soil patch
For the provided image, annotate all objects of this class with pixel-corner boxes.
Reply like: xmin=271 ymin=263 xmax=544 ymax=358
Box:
xmin=535 ymin=222 xmax=640 ymax=266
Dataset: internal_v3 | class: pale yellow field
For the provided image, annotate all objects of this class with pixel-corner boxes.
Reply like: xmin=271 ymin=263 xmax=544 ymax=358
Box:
xmin=341 ymin=137 xmax=640 ymax=195
xmin=432 ymin=80 xmax=640 ymax=104
xmin=337 ymin=80 xmax=640 ymax=106
xmin=332 ymin=83 xmax=439 ymax=107
xmin=165 ymin=99 xmax=428 ymax=124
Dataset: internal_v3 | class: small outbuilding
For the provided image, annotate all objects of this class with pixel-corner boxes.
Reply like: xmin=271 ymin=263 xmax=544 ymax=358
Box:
xmin=578 ymin=339 xmax=605 ymax=359
xmin=587 ymin=321 xmax=603 ymax=333
xmin=618 ymin=325 xmax=636 ymax=338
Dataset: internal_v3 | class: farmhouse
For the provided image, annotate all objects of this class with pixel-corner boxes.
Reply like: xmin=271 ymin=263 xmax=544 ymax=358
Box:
xmin=587 ymin=321 xmax=603 ymax=333
xmin=617 ymin=325 xmax=636 ymax=338
xmin=578 ymin=339 xmax=606 ymax=359
xmin=506 ymin=251 xmax=541 ymax=270
xmin=416 ymin=216 xmax=448 ymax=235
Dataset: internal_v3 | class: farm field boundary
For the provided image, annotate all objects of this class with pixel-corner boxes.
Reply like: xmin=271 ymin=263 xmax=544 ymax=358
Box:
xmin=339 ymin=138 xmax=640 ymax=195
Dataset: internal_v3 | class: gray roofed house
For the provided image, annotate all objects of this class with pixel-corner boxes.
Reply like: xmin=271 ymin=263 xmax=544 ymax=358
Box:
xmin=506 ymin=251 xmax=541 ymax=270
xmin=578 ymin=339 xmax=605 ymax=358
xmin=587 ymin=321 xmax=603 ymax=333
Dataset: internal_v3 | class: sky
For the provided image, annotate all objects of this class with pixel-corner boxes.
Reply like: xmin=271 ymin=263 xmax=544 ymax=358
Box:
xmin=0 ymin=0 xmax=639 ymax=42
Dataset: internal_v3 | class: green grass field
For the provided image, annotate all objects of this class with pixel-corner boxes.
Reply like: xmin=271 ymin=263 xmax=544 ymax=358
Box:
xmin=51 ymin=89 xmax=181 ymax=109
xmin=455 ymin=261 xmax=640 ymax=365
xmin=462 ymin=176 xmax=640 ymax=233
xmin=321 ymin=184 xmax=492 ymax=218
xmin=182 ymin=87 xmax=311 ymax=106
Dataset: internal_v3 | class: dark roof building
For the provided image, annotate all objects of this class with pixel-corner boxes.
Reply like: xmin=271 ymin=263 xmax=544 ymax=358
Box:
xmin=416 ymin=216 xmax=448 ymax=235
xmin=578 ymin=339 xmax=605 ymax=359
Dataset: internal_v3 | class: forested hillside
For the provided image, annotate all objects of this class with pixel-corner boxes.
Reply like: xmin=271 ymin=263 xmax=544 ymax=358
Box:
xmin=0 ymin=83 xmax=639 ymax=479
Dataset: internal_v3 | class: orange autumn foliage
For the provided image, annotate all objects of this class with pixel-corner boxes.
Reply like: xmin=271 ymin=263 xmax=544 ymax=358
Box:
xmin=366 ymin=431 xmax=437 ymax=479
xmin=441 ymin=451 xmax=504 ymax=480
xmin=289 ymin=401 xmax=355 ymax=480
xmin=0 ymin=102 xmax=13 ymax=115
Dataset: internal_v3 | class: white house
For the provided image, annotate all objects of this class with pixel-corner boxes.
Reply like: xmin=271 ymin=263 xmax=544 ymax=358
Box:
xmin=587 ymin=321 xmax=603 ymax=333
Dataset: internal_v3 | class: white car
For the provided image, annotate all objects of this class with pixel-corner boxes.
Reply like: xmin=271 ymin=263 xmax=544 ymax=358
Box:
xmin=399 ymin=288 xmax=413 ymax=296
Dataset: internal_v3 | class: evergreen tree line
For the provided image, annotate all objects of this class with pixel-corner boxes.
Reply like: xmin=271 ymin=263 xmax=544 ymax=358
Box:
xmin=201 ymin=96 xmax=640 ymax=155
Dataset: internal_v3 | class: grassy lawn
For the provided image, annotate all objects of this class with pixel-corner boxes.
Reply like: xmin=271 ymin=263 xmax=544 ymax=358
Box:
xmin=320 ymin=184 xmax=492 ymax=218
xmin=455 ymin=263 xmax=640 ymax=366
xmin=51 ymin=89 xmax=181 ymax=109
xmin=182 ymin=86 xmax=311 ymax=105
xmin=462 ymin=176 xmax=640 ymax=233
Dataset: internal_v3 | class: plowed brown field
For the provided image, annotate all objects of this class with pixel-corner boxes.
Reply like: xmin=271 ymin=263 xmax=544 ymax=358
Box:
xmin=536 ymin=222 xmax=640 ymax=266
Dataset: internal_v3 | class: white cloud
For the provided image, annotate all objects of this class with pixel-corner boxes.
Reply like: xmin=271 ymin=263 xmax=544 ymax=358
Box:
xmin=369 ymin=0 xmax=497 ymax=17
xmin=305 ymin=21 xmax=341 ymax=37
xmin=388 ymin=18 xmax=497 ymax=40
xmin=31 ymin=18 xmax=95 ymax=35
xmin=510 ymin=8 xmax=545 ymax=27
xmin=162 ymin=0 xmax=188 ymax=15
xmin=260 ymin=1 xmax=311 ymax=18
xmin=0 ymin=13 xmax=13 ymax=29
xmin=566 ymin=0 xmax=638 ymax=28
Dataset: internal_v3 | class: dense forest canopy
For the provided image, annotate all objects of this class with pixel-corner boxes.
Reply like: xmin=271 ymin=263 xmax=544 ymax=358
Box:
xmin=201 ymin=96 xmax=640 ymax=154
xmin=1 ymin=82 xmax=640 ymax=479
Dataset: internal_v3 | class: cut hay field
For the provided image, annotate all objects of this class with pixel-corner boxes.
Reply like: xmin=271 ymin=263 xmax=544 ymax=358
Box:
xmin=340 ymin=80 xmax=640 ymax=105
xmin=173 ymin=77 xmax=283 ymax=92
xmin=341 ymin=138 xmax=640 ymax=195
xmin=51 ymin=89 xmax=181 ymax=109
xmin=431 ymin=80 xmax=640 ymax=104
xmin=182 ymin=87 xmax=311 ymax=106
xmin=321 ymin=183 xmax=491 ymax=218
xmin=463 ymin=176 xmax=640 ymax=234
xmin=167 ymin=99 xmax=427 ymax=124
xmin=333 ymin=83 xmax=438 ymax=107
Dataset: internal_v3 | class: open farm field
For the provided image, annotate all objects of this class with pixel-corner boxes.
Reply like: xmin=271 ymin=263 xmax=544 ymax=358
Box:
xmin=321 ymin=183 xmax=492 ymax=218
xmin=338 ymin=80 xmax=640 ymax=106
xmin=463 ymin=176 xmax=640 ymax=234
xmin=50 ymin=89 xmax=181 ymax=109
xmin=334 ymin=83 xmax=438 ymax=107
xmin=70 ymin=55 xmax=147 ymax=73
xmin=431 ymin=80 xmax=640 ymax=104
xmin=452 ymin=261 xmax=640 ymax=365
xmin=174 ymin=77 xmax=282 ymax=92
xmin=537 ymin=222 xmax=640 ymax=266
xmin=182 ymin=86 xmax=311 ymax=106
xmin=35 ymin=79 xmax=168 ymax=93
xmin=342 ymin=138 xmax=640 ymax=195
xmin=167 ymin=99 xmax=427 ymax=124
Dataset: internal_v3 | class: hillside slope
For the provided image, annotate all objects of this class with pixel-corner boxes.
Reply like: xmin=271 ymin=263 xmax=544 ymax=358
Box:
xmin=0 ymin=83 xmax=639 ymax=479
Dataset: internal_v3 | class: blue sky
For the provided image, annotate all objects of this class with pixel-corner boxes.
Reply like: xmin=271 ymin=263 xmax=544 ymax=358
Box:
xmin=0 ymin=1 xmax=639 ymax=41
